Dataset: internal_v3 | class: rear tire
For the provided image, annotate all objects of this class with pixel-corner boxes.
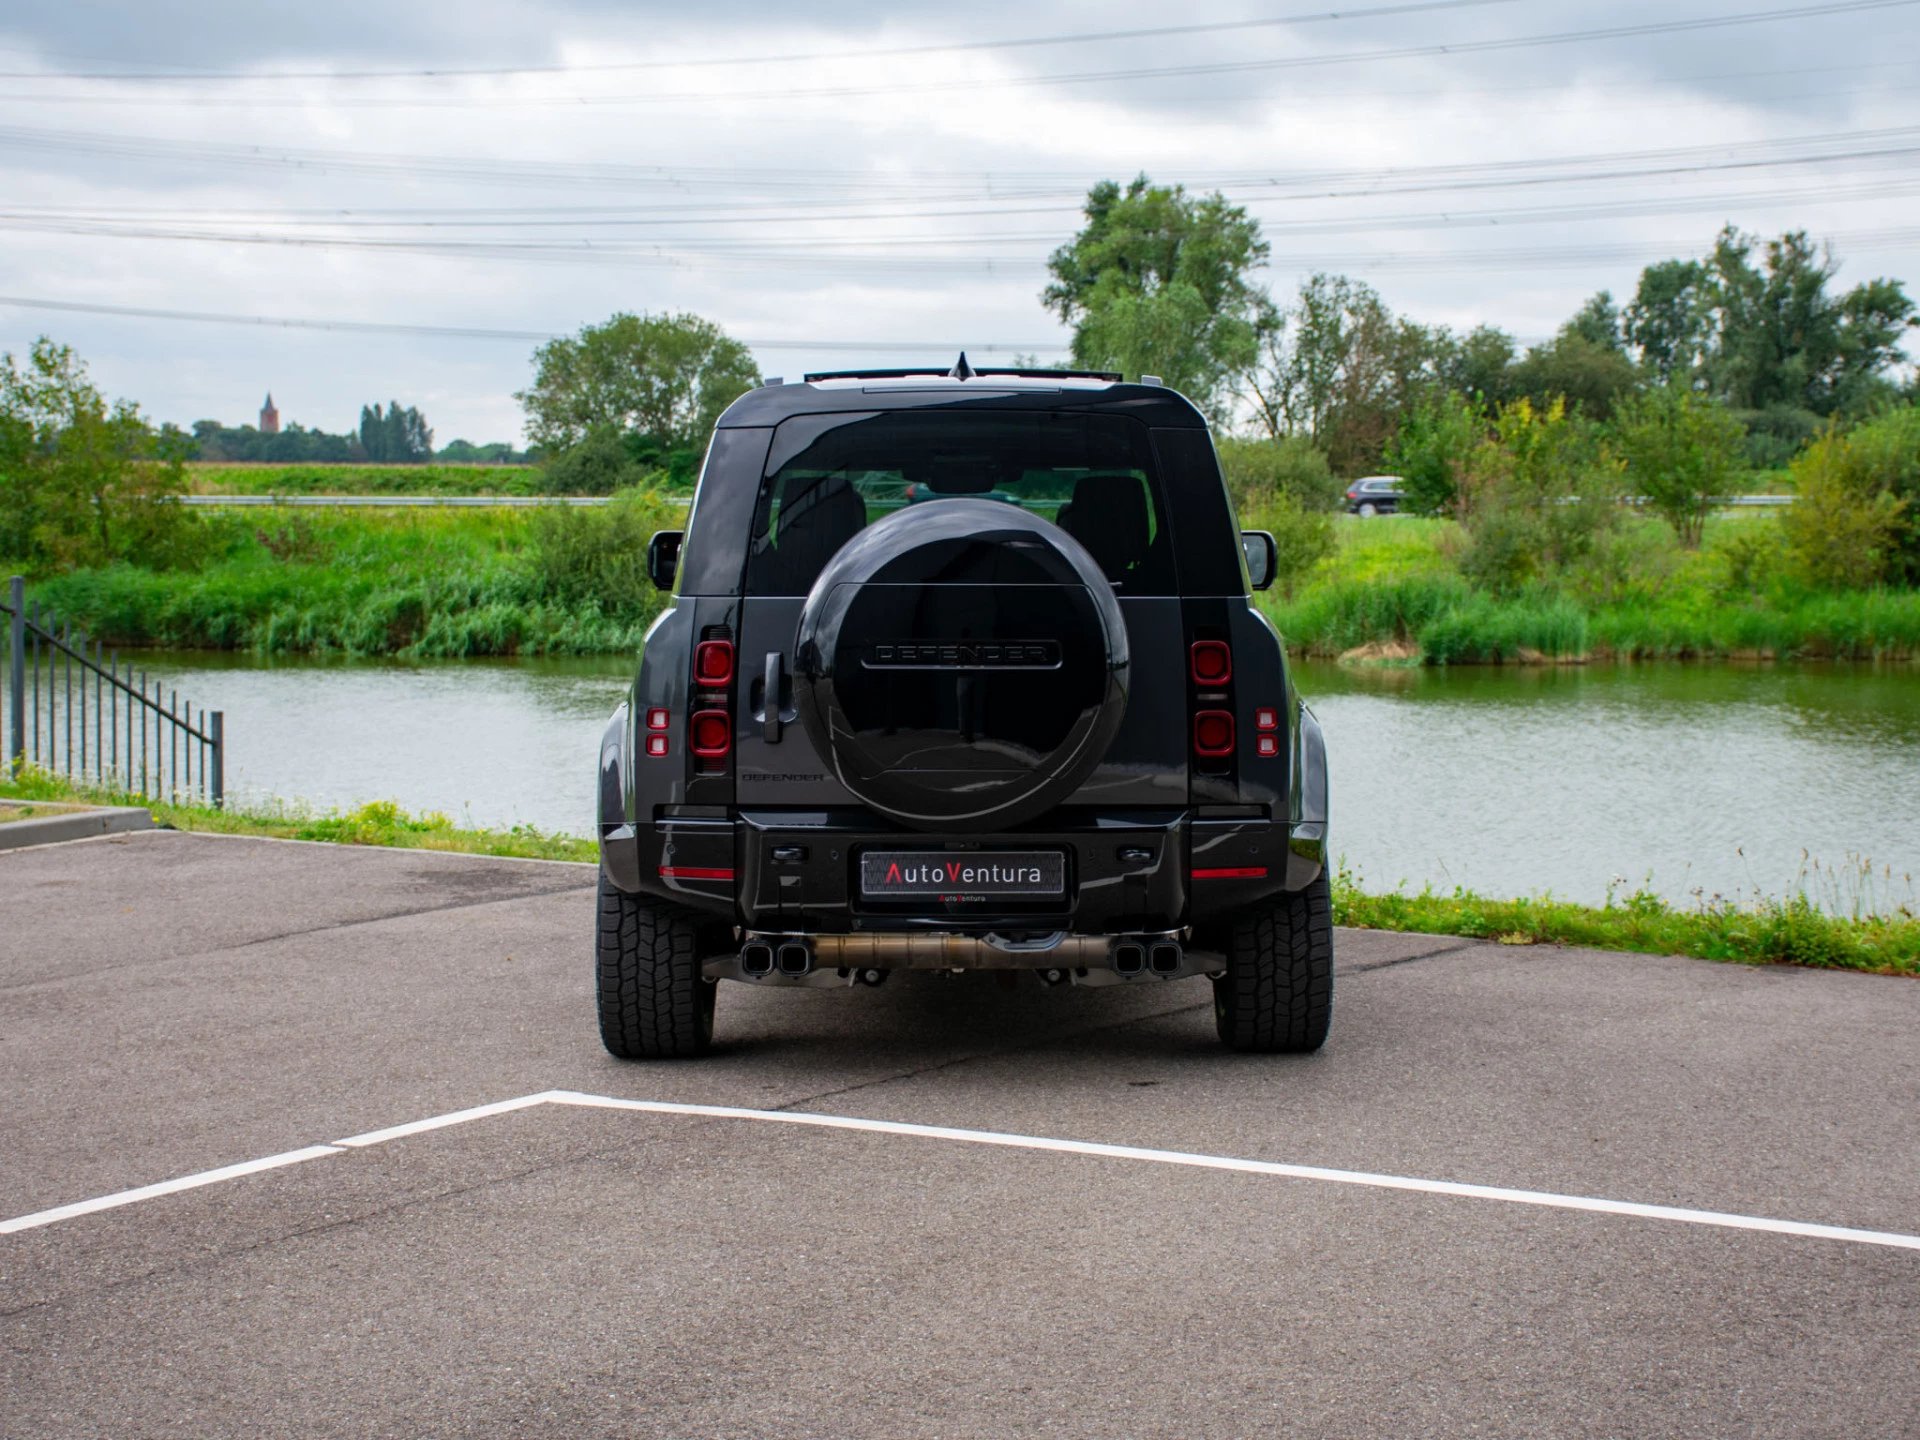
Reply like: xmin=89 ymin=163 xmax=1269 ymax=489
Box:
xmin=1213 ymin=873 xmax=1334 ymax=1054
xmin=595 ymin=873 xmax=717 ymax=1059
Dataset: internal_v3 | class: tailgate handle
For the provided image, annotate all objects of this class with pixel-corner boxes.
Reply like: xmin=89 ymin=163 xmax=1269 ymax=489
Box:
xmin=763 ymin=651 xmax=784 ymax=744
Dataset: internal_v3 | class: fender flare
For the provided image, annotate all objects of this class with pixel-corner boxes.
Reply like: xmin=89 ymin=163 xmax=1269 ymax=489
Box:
xmin=1287 ymin=703 xmax=1330 ymax=888
xmin=598 ymin=701 xmax=642 ymax=892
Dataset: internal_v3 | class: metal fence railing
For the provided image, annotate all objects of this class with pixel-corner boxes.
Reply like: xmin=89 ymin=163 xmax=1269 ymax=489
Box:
xmin=4 ymin=575 xmax=224 ymax=807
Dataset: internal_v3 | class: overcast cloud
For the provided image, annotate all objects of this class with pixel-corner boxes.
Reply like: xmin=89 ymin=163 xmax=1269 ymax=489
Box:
xmin=1 ymin=0 xmax=1915 ymax=443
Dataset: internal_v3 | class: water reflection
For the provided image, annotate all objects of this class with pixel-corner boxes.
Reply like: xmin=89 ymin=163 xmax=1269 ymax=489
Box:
xmin=1293 ymin=659 xmax=1920 ymax=908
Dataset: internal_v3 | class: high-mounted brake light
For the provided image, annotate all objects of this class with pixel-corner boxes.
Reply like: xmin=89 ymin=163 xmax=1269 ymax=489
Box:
xmin=693 ymin=640 xmax=735 ymax=688
xmin=1190 ymin=640 xmax=1232 ymax=687
xmin=689 ymin=710 xmax=732 ymax=758
xmin=1194 ymin=710 xmax=1235 ymax=758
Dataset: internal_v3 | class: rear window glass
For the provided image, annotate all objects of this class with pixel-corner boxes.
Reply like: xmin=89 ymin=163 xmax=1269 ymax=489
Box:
xmin=744 ymin=410 xmax=1176 ymax=596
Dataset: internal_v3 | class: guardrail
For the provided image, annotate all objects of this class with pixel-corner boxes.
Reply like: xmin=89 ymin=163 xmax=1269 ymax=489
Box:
xmin=179 ymin=494 xmax=626 ymax=508
xmin=3 ymin=576 xmax=224 ymax=807
xmin=178 ymin=493 xmax=1793 ymax=510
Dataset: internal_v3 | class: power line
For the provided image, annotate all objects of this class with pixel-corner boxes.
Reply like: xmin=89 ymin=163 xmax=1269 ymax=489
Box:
xmin=4 ymin=173 xmax=1914 ymax=276
xmin=0 ymin=0 xmax=1518 ymax=82
xmin=7 ymin=118 xmax=1917 ymax=217
xmin=0 ymin=296 xmax=1066 ymax=353
xmin=5 ymin=0 xmax=1911 ymax=107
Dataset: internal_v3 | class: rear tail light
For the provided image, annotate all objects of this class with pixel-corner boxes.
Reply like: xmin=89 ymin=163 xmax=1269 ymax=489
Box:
xmin=693 ymin=640 xmax=735 ymax=688
xmin=689 ymin=709 xmax=732 ymax=758
xmin=1194 ymin=710 xmax=1235 ymax=758
xmin=1190 ymin=640 xmax=1232 ymax=687
xmin=644 ymin=706 xmax=670 ymax=758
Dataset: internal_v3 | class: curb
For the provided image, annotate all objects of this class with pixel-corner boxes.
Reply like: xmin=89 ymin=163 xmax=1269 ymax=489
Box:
xmin=0 ymin=802 xmax=155 ymax=851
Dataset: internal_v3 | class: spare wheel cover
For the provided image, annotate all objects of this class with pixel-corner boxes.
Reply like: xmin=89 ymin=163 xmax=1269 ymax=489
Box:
xmin=793 ymin=498 xmax=1130 ymax=832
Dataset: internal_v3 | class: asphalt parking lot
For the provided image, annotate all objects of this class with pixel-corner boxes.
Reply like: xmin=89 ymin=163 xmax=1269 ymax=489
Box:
xmin=3 ymin=830 xmax=1917 ymax=1438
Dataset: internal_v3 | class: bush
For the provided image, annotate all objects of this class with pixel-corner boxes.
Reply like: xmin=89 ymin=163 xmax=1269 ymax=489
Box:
xmin=1385 ymin=390 xmax=1482 ymax=516
xmin=525 ymin=486 xmax=680 ymax=617
xmin=1454 ymin=397 xmax=1622 ymax=595
xmin=1239 ymin=493 xmax=1335 ymax=596
xmin=536 ymin=426 xmax=671 ymax=496
xmin=1839 ymin=403 xmax=1920 ymax=583
xmin=1780 ymin=425 xmax=1909 ymax=590
xmin=1609 ymin=384 xmax=1745 ymax=549
xmin=1216 ymin=434 xmax=1342 ymax=512
xmin=1 ymin=337 xmax=198 ymax=571
xmin=1735 ymin=404 xmax=1822 ymax=470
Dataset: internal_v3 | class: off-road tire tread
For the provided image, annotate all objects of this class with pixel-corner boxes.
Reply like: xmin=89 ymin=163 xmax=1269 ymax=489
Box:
xmin=1215 ymin=873 xmax=1334 ymax=1053
xmin=595 ymin=874 xmax=715 ymax=1059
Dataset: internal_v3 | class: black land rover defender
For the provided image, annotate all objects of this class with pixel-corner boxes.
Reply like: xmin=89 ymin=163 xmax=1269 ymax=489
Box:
xmin=595 ymin=361 xmax=1331 ymax=1058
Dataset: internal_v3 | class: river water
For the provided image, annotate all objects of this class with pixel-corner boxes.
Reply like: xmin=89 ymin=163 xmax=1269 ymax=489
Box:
xmin=121 ymin=651 xmax=1920 ymax=913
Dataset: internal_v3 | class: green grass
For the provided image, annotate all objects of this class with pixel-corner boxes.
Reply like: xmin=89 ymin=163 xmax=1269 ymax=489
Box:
xmin=1332 ymin=864 xmax=1919 ymax=977
xmin=25 ymin=496 xmax=676 ymax=657
xmin=0 ymin=768 xmax=594 ymax=862
xmin=186 ymin=463 xmax=549 ymax=497
xmin=1266 ymin=513 xmax=1920 ymax=663
xmin=6 ymin=767 xmax=1911 ymax=976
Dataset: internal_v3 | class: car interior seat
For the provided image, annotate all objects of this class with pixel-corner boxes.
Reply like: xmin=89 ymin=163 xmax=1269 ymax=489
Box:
xmin=1055 ymin=473 xmax=1150 ymax=582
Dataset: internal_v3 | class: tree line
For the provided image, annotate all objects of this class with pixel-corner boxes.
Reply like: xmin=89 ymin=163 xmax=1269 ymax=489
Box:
xmin=1045 ymin=175 xmax=1916 ymax=475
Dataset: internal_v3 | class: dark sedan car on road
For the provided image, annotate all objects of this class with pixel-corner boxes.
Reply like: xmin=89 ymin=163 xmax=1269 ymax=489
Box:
xmin=1343 ymin=476 xmax=1404 ymax=516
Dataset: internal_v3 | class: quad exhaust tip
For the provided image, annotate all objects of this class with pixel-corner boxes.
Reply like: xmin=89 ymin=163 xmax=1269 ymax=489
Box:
xmin=1111 ymin=942 xmax=1147 ymax=977
xmin=741 ymin=941 xmax=775 ymax=977
xmin=776 ymin=941 xmax=814 ymax=977
xmin=1149 ymin=942 xmax=1183 ymax=975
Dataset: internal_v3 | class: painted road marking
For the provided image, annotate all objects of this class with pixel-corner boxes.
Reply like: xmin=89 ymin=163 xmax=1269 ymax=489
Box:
xmin=0 ymin=1146 xmax=345 ymax=1235
xmin=5 ymin=1090 xmax=1919 ymax=1253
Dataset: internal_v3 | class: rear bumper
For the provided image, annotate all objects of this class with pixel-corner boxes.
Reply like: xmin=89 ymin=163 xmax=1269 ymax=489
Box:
xmin=606 ymin=807 xmax=1326 ymax=932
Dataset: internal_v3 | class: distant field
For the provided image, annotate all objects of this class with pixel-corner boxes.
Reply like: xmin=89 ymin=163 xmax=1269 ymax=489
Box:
xmin=186 ymin=463 xmax=548 ymax=497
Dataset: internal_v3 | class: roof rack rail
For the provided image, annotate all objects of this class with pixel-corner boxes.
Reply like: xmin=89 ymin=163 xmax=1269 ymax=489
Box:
xmin=801 ymin=365 xmax=1126 ymax=384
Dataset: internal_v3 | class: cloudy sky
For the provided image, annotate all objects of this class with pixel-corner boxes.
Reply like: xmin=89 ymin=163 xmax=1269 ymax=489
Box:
xmin=1 ymin=0 xmax=1915 ymax=445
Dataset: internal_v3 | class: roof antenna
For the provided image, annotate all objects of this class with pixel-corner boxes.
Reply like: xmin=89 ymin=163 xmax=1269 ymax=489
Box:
xmin=949 ymin=351 xmax=976 ymax=381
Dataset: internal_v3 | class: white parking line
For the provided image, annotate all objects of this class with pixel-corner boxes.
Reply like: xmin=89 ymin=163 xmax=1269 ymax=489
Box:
xmin=0 ymin=1146 xmax=344 ymax=1235
xmin=5 ymin=1090 xmax=1919 ymax=1253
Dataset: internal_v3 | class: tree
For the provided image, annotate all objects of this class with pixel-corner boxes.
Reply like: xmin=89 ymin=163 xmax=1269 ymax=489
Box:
xmin=0 ymin=337 xmax=191 ymax=569
xmin=1509 ymin=330 xmax=1642 ymax=421
xmin=1624 ymin=229 xmax=1916 ymax=416
xmin=1431 ymin=324 xmax=1518 ymax=406
xmin=358 ymin=401 xmax=433 ymax=463
xmin=1235 ymin=273 xmax=1411 ymax=471
xmin=1565 ymin=291 xmax=1625 ymax=352
xmin=1625 ymin=259 xmax=1711 ymax=386
xmin=517 ymin=312 xmax=760 ymax=457
xmin=1385 ymin=389 xmax=1483 ymax=517
xmin=1043 ymin=175 xmax=1273 ymax=416
xmin=1609 ymin=384 xmax=1745 ymax=548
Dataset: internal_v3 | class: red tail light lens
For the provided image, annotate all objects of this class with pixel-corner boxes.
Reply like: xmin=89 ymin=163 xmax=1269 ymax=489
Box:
xmin=1194 ymin=710 xmax=1235 ymax=757
xmin=693 ymin=640 xmax=735 ymax=688
xmin=1190 ymin=640 xmax=1232 ymax=686
xmin=689 ymin=710 xmax=732 ymax=758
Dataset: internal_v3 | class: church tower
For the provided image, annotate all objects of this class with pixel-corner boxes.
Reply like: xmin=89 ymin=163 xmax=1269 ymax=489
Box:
xmin=259 ymin=392 xmax=280 ymax=435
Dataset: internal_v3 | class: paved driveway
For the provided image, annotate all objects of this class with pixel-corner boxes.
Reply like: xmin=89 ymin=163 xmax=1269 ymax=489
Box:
xmin=3 ymin=831 xmax=1916 ymax=1438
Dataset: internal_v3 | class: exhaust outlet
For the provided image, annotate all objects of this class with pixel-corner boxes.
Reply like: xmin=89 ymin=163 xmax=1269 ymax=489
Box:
xmin=740 ymin=941 xmax=775 ymax=977
xmin=776 ymin=941 xmax=814 ymax=977
xmin=1149 ymin=942 xmax=1183 ymax=976
xmin=1111 ymin=942 xmax=1147 ymax=977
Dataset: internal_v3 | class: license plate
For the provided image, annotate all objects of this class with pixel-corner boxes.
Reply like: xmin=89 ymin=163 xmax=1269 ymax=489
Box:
xmin=860 ymin=850 xmax=1066 ymax=899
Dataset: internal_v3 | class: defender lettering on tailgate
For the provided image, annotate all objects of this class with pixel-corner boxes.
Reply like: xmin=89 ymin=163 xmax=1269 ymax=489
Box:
xmin=865 ymin=641 xmax=1061 ymax=670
